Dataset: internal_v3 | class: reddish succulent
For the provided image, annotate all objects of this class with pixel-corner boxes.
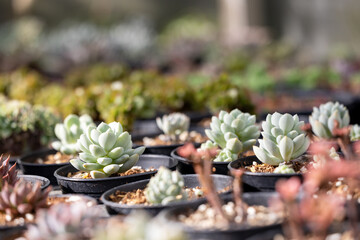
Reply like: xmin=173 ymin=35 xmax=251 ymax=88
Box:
xmin=0 ymin=155 xmax=17 ymax=189
xmin=0 ymin=180 xmax=51 ymax=220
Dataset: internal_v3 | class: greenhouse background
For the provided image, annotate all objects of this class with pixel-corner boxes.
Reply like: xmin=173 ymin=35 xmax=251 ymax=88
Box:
xmin=0 ymin=1 xmax=360 ymax=240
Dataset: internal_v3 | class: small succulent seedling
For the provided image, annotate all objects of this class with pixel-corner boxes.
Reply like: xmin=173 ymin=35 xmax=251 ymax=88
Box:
xmin=52 ymin=114 xmax=95 ymax=155
xmin=156 ymin=113 xmax=190 ymax=141
xmin=0 ymin=155 xmax=17 ymax=189
xmin=274 ymin=164 xmax=295 ymax=174
xmin=0 ymin=180 xmax=51 ymax=220
xmin=70 ymin=122 xmax=146 ymax=178
xmin=350 ymin=124 xmax=360 ymax=141
xmin=253 ymin=112 xmax=310 ymax=166
xmin=144 ymin=166 xmax=187 ymax=205
xmin=309 ymin=101 xmax=350 ymax=139
xmin=204 ymin=109 xmax=260 ymax=162
xmin=26 ymin=201 xmax=101 ymax=240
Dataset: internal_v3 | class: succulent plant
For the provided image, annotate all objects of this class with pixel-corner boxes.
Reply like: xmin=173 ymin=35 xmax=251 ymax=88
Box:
xmin=25 ymin=201 xmax=102 ymax=240
xmin=254 ymin=112 xmax=310 ymax=166
xmin=0 ymin=155 xmax=17 ymax=189
xmin=0 ymin=180 xmax=51 ymax=220
xmin=205 ymin=109 xmax=260 ymax=157
xmin=70 ymin=122 xmax=146 ymax=178
xmin=144 ymin=166 xmax=187 ymax=205
xmin=309 ymin=101 xmax=350 ymax=139
xmin=350 ymin=124 xmax=360 ymax=141
xmin=51 ymin=114 xmax=95 ymax=155
xmin=156 ymin=113 xmax=190 ymax=141
xmin=274 ymin=164 xmax=295 ymax=174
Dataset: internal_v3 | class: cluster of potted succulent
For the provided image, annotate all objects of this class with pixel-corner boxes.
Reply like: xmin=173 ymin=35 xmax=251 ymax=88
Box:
xmin=0 ymin=98 xmax=359 ymax=239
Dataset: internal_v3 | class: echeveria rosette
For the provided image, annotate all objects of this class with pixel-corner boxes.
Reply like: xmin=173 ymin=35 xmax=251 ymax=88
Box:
xmin=309 ymin=101 xmax=350 ymax=139
xmin=70 ymin=122 xmax=146 ymax=179
xmin=205 ymin=109 xmax=260 ymax=155
xmin=52 ymin=114 xmax=95 ymax=155
xmin=253 ymin=113 xmax=310 ymax=166
xmin=144 ymin=166 xmax=187 ymax=205
xmin=156 ymin=113 xmax=190 ymax=141
xmin=350 ymin=124 xmax=360 ymax=141
xmin=274 ymin=164 xmax=295 ymax=174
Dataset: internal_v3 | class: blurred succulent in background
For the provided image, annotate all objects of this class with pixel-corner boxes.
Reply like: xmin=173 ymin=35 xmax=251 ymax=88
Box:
xmin=204 ymin=109 xmax=260 ymax=162
xmin=145 ymin=167 xmax=187 ymax=205
xmin=199 ymin=74 xmax=255 ymax=114
xmin=93 ymin=211 xmax=186 ymax=240
xmin=65 ymin=63 xmax=128 ymax=87
xmin=274 ymin=164 xmax=295 ymax=174
xmin=156 ymin=113 xmax=190 ymax=141
xmin=0 ymin=98 xmax=60 ymax=156
xmin=0 ymin=68 xmax=45 ymax=103
xmin=70 ymin=122 xmax=146 ymax=178
xmin=0 ymin=181 xmax=51 ymax=221
xmin=0 ymin=155 xmax=17 ymax=190
xmin=52 ymin=114 xmax=95 ymax=155
xmin=350 ymin=124 xmax=360 ymax=141
xmin=309 ymin=101 xmax=350 ymax=139
xmin=254 ymin=113 xmax=310 ymax=166
xmin=97 ymin=81 xmax=156 ymax=131
xmin=26 ymin=202 xmax=102 ymax=240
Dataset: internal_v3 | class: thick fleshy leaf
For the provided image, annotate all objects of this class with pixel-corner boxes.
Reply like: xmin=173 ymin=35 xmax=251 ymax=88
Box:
xmin=114 ymin=154 xmax=130 ymax=164
xmin=90 ymin=129 xmax=101 ymax=143
xmin=271 ymin=112 xmax=282 ymax=127
xmin=64 ymin=114 xmax=80 ymax=130
xmin=220 ymin=123 xmax=234 ymax=134
xmin=103 ymin=164 xmax=120 ymax=175
xmin=231 ymin=119 xmax=244 ymax=131
xmin=226 ymin=138 xmax=242 ymax=154
xmin=271 ymin=127 xmax=283 ymax=137
xmin=287 ymin=130 xmax=298 ymax=139
xmin=279 ymin=136 xmax=294 ymax=162
xmin=115 ymin=132 xmax=131 ymax=149
xmin=133 ymin=146 xmax=146 ymax=155
xmin=79 ymin=153 xmax=97 ymax=163
xmin=109 ymin=122 xmax=123 ymax=135
xmin=98 ymin=131 xmax=117 ymax=152
xmin=89 ymin=144 xmax=106 ymax=157
xmin=83 ymin=162 xmax=102 ymax=170
xmin=328 ymin=111 xmax=342 ymax=132
xmin=292 ymin=136 xmax=310 ymax=158
xmin=292 ymin=134 xmax=305 ymax=152
xmin=223 ymin=113 xmax=234 ymax=125
xmin=279 ymin=114 xmax=295 ymax=134
xmin=97 ymin=157 xmax=112 ymax=165
xmin=119 ymin=154 xmax=139 ymax=172
xmin=313 ymin=121 xmax=331 ymax=139
xmin=263 ymin=138 xmax=282 ymax=159
xmin=51 ymin=141 xmax=62 ymax=151
xmin=97 ymin=122 xmax=110 ymax=133
xmin=108 ymin=147 xmax=124 ymax=159
xmin=253 ymin=146 xmax=281 ymax=165
xmin=70 ymin=159 xmax=87 ymax=171
xmin=90 ymin=170 xmax=107 ymax=179
xmin=224 ymin=132 xmax=237 ymax=141
xmin=242 ymin=139 xmax=256 ymax=151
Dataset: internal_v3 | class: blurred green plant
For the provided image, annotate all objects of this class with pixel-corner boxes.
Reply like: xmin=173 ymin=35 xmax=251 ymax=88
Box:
xmin=0 ymin=98 xmax=60 ymax=156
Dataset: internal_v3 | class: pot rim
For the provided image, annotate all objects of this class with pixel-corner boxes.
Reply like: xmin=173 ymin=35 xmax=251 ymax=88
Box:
xmin=100 ymin=174 xmax=233 ymax=209
xmin=19 ymin=148 xmax=70 ymax=167
xmin=54 ymin=154 xmax=178 ymax=183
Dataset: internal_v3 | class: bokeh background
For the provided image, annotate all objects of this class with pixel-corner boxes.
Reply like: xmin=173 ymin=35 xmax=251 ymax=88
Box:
xmin=1 ymin=0 xmax=360 ymax=131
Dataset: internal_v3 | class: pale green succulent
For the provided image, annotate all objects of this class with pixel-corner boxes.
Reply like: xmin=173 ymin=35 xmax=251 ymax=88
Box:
xmin=70 ymin=122 xmax=146 ymax=178
xmin=200 ymin=140 xmax=218 ymax=151
xmin=350 ymin=124 xmax=360 ymax=141
xmin=274 ymin=164 xmax=295 ymax=174
xmin=205 ymin=109 xmax=260 ymax=157
xmin=309 ymin=101 xmax=350 ymax=139
xmin=52 ymin=114 xmax=95 ymax=155
xmin=156 ymin=113 xmax=190 ymax=141
xmin=253 ymin=113 xmax=310 ymax=166
xmin=144 ymin=166 xmax=187 ymax=205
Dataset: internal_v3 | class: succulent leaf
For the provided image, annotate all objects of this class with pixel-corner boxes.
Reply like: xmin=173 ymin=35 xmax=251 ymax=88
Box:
xmin=156 ymin=113 xmax=190 ymax=141
xmin=70 ymin=122 xmax=145 ymax=178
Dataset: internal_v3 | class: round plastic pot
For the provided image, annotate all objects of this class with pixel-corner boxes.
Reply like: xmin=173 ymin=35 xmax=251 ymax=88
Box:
xmin=54 ymin=154 xmax=178 ymax=199
xmin=162 ymin=192 xmax=282 ymax=240
xmin=171 ymin=147 xmax=230 ymax=175
xmin=18 ymin=148 xmax=69 ymax=185
xmin=228 ymin=155 xmax=302 ymax=192
xmin=18 ymin=174 xmax=50 ymax=190
xmin=100 ymin=174 xmax=233 ymax=216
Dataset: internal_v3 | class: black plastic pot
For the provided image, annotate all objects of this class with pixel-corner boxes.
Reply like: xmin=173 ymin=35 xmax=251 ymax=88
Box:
xmin=54 ymin=154 xmax=178 ymax=199
xmin=18 ymin=148 xmax=69 ymax=185
xmin=228 ymin=155 xmax=302 ymax=192
xmin=18 ymin=174 xmax=50 ymax=190
xmin=101 ymin=174 xmax=233 ymax=216
xmin=171 ymin=147 xmax=230 ymax=175
xmin=9 ymin=156 xmax=19 ymax=168
xmin=0 ymin=225 xmax=26 ymax=240
xmin=162 ymin=192 xmax=282 ymax=240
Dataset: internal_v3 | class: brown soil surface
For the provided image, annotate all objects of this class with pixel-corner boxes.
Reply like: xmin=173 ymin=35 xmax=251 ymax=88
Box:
xmin=245 ymin=155 xmax=310 ymax=173
xmin=67 ymin=166 xmax=156 ymax=179
xmin=47 ymin=196 xmax=96 ymax=206
xmin=0 ymin=212 xmax=35 ymax=226
xmin=35 ymin=152 xmax=73 ymax=164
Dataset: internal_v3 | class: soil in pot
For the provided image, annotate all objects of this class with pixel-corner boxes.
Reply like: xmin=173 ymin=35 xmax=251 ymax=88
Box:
xmin=54 ymin=154 xmax=178 ymax=199
xmin=67 ymin=166 xmax=156 ymax=179
xmin=172 ymin=146 xmax=254 ymax=175
xmin=18 ymin=175 xmax=51 ymax=190
xmin=101 ymin=174 xmax=233 ymax=216
xmin=164 ymin=193 xmax=284 ymax=240
xmin=47 ymin=194 xmax=97 ymax=207
xmin=19 ymin=149 xmax=71 ymax=185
